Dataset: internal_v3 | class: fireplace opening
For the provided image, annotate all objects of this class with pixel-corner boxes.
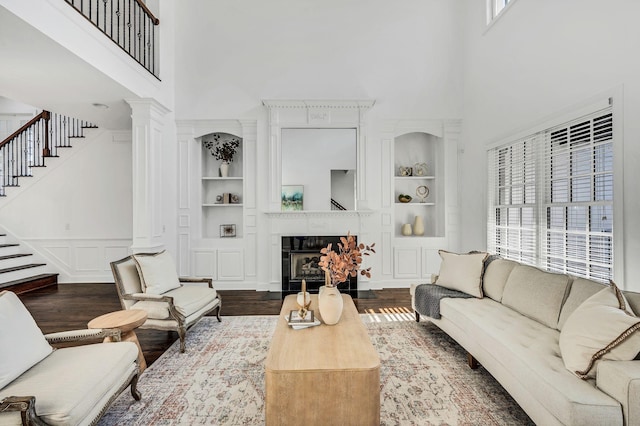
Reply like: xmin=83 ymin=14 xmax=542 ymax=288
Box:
xmin=281 ymin=235 xmax=358 ymax=298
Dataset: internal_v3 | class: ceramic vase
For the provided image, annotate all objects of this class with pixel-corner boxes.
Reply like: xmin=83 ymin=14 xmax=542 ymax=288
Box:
xmin=220 ymin=161 xmax=230 ymax=178
xmin=413 ymin=216 xmax=425 ymax=236
xmin=401 ymin=223 xmax=412 ymax=236
xmin=318 ymin=286 xmax=343 ymax=325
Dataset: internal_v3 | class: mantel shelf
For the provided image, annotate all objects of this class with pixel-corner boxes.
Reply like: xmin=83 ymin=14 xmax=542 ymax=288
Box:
xmin=264 ymin=210 xmax=375 ymax=218
xmin=203 ymin=203 xmax=244 ymax=207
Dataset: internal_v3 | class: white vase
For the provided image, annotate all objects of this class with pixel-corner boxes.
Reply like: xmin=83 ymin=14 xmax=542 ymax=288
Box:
xmin=318 ymin=286 xmax=343 ymax=325
xmin=413 ymin=216 xmax=425 ymax=236
xmin=401 ymin=223 xmax=412 ymax=236
xmin=220 ymin=161 xmax=229 ymax=177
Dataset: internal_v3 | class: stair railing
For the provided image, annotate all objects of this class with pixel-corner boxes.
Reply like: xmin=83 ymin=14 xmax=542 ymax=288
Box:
xmin=0 ymin=111 xmax=96 ymax=196
xmin=331 ymin=199 xmax=347 ymax=211
xmin=64 ymin=0 xmax=160 ymax=78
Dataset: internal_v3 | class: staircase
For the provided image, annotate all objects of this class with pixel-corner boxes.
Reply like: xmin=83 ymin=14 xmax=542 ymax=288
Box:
xmin=0 ymin=233 xmax=57 ymax=293
xmin=0 ymin=110 xmax=96 ymax=292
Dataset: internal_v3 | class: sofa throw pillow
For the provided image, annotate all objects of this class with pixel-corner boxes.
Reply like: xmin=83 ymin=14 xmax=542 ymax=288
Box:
xmin=559 ymin=281 xmax=640 ymax=379
xmin=435 ymin=250 xmax=488 ymax=298
xmin=133 ymin=251 xmax=181 ymax=295
xmin=0 ymin=291 xmax=53 ymax=389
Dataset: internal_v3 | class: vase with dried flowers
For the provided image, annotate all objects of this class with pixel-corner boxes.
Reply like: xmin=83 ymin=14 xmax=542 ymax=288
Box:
xmin=203 ymin=133 xmax=240 ymax=177
xmin=317 ymin=233 xmax=375 ymax=324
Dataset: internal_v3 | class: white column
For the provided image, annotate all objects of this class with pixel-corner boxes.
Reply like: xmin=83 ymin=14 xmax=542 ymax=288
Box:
xmin=126 ymin=98 xmax=170 ymax=253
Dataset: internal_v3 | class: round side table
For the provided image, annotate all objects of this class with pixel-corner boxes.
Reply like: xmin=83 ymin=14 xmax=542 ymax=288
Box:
xmin=88 ymin=309 xmax=148 ymax=373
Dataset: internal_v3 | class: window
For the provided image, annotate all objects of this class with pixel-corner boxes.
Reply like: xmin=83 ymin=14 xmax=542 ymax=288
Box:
xmin=486 ymin=0 xmax=517 ymax=25
xmin=487 ymin=106 xmax=614 ymax=282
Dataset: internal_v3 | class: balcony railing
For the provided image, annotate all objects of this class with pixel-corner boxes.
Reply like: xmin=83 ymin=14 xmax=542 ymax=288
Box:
xmin=64 ymin=0 xmax=159 ymax=78
xmin=0 ymin=111 xmax=97 ymax=196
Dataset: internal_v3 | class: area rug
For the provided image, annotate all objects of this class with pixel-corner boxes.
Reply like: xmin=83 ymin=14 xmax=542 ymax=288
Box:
xmin=99 ymin=313 xmax=534 ymax=425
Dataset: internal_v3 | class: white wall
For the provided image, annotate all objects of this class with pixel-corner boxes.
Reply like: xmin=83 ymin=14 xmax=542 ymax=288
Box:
xmin=459 ymin=0 xmax=640 ymax=289
xmin=0 ymin=129 xmax=133 ymax=282
xmin=173 ymin=0 xmax=464 ymax=120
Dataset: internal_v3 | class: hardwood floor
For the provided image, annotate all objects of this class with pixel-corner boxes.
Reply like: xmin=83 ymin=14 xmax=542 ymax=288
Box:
xmin=18 ymin=283 xmax=412 ymax=366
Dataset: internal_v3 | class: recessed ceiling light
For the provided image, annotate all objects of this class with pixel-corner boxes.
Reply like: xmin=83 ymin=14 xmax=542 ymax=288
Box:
xmin=92 ymin=103 xmax=109 ymax=109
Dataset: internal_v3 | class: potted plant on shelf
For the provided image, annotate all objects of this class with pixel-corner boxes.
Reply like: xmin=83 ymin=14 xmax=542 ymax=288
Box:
xmin=203 ymin=134 xmax=240 ymax=177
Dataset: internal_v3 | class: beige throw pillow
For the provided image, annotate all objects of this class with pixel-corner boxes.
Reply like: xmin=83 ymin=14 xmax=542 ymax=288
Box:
xmin=435 ymin=250 xmax=488 ymax=298
xmin=0 ymin=291 xmax=53 ymax=388
xmin=133 ymin=251 xmax=181 ymax=295
xmin=559 ymin=281 xmax=640 ymax=379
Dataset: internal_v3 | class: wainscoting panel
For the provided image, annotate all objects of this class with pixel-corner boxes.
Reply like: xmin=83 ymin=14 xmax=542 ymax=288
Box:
xmin=422 ymin=248 xmax=441 ymax=280
xmin=393 ymin=247 xmax=420 ymax=279
xmin=193 ymin=249 xmax=216 ymax=278
xmin=217 ymin=249 xmax=244 ymax=281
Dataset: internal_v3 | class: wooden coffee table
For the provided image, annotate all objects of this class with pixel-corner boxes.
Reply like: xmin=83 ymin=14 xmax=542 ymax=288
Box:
xmin=265 ymin=294 xmax=380 ymax=425
xmin=88 ymin=309 xmax=148 ymax=372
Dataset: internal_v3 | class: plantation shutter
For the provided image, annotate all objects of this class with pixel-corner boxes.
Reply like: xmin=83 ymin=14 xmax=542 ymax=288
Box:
xmin=487 ymin=135 xmax=538 ymax=265
xmin=487 ymin=104 xmax=614 ymax=283
xmin=541 ymin=108 xmax=613 ymax=281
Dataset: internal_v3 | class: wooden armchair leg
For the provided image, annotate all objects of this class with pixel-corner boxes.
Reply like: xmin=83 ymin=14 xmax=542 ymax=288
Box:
xmin=178 ymin=326 xmax=186 ymax=353
xmin=415 ymin=311 xmax=420 ymax=322
xmin=216 ymin=304 xmax=222 ymax=322
xmin=130 ymin=374 xmax=142 ymax=401
xmin=467 ymin=353 xmax=479 ymax=370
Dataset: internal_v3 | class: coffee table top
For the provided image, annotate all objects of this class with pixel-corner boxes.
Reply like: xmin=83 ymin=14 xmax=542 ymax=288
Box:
xmin=87 ymin=309 xmax=148 ymax=332
xmin=265 ymin=294 xmax=379 ymax=372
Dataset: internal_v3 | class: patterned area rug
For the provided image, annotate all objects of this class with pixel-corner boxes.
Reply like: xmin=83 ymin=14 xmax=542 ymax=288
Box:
xmin=99 ymin=313 xmax=534 ymax=425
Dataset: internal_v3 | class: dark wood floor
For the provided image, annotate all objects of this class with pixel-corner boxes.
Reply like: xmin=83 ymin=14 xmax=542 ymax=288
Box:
xmin=18 ymin=284 xmax=412 ymax=366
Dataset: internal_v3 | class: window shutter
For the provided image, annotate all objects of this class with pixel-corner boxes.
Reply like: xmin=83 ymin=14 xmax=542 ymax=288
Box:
xmin=487 ymin=105 xmax=613 ymax=283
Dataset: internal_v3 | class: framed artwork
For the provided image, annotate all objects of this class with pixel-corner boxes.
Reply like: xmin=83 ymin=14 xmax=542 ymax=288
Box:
xmin=281 ymin=185 xmax=303 ymax=211
xmin=220 ymin=224 xmax=236 ymax=238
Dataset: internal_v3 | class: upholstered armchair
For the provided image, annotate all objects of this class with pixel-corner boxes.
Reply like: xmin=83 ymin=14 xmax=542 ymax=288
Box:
xmin=0 ymin=290 xmax=141 ymax=425
xmin=110 ymin=251 xmax=222 ymax=353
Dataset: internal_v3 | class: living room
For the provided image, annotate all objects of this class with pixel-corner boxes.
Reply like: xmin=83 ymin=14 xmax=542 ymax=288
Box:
xmin=1 ymin=0 xmax=640 ymax=424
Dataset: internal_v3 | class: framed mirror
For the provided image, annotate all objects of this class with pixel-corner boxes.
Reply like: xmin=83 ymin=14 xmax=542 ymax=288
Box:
xmin=281 ymin=128 xmax=357 ymax=211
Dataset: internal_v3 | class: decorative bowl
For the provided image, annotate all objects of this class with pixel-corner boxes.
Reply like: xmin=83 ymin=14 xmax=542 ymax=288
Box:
xmin=398 ymin=194 xmax=412 ymax=203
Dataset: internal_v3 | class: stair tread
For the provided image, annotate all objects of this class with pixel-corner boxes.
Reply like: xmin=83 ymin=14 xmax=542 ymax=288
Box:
xmin=0 ymin=263 xmax=46 ymax=274
xmin=0 ymin=253 xmax=32 ymax=260
xmin=0 ymin=273 xmax=58 ymax=291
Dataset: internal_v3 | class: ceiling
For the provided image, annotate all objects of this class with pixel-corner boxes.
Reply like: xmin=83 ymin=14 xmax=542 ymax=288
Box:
xmin=0 ymin=7 xmax=137 ymax=130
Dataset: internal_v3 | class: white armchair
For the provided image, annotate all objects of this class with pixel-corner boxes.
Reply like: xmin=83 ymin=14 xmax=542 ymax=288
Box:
xmin=110 ymin=251 xmax=222 ymax=353
xmin=0 ymin=290 xmax=140 ymax=425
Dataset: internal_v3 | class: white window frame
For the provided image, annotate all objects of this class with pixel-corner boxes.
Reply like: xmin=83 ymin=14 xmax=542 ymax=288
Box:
xmin=486 ymin=94 xmax=624 ymax=285
xmin=486 ymin=0 xmax=519 ymax=28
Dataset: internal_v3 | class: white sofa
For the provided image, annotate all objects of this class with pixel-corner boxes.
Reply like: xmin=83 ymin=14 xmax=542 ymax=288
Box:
xmin=0 ymin=291 xmax=140 ymax=425
xmin=411 ymin=259 xmax=640 ymax=426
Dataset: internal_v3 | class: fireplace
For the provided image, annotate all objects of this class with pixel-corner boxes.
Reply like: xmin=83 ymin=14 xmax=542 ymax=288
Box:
xmin=281 ymin=235 xmax=358 ymax=297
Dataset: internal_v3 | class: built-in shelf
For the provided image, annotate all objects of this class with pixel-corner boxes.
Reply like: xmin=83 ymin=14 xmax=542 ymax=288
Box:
xmin=394 ymin=176 xmax=436 ymax=180
xmin=395 ymin=202 xmax=435 ymax=206
xmin=202 ymin=177 xmax=243 ymax=181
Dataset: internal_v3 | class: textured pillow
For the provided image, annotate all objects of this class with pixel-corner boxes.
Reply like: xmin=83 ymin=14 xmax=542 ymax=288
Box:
xmin=0 ymin=291 xmax=53 ymax=388
xmin=559 ymin=281 xmax=640 ymax=379
xmin=435 ymin=250 xmax=488 ymax=298
xmin=133 ymin=251 xmax=181 ymax=295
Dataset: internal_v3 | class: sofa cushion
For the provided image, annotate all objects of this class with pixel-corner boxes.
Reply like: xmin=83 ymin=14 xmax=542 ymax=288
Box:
xmin=435 ymin=250 xmax=488 ymax=298
xmin=0 ymin=291 xmax=53 ymax=389
xmin=559 ymin=282 xmax=640 ymax=379
xmin=132 ymin=285 xmax=218 ymax=319
xmin=501 ymin=265 xmax=571 ymax=328
xmin=439 ymin=297 xmax=623 ymax=425
xmin=558 ymin=278 xmax=606 ymax=330
xmin=133 ymin=251 xmax=181 ymax=295
xmin=483 ymin=258 xmax=519 ymax=302
xmin=0 ymin=342 xmax=138 ymax=426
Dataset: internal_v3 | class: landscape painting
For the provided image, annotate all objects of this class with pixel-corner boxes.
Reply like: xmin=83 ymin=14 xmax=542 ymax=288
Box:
xmin=281 ymin=185 xmax=303 ymax=211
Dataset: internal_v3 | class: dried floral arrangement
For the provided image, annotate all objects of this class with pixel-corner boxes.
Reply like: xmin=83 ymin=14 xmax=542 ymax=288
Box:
xmin=318 ymin=233 xmax=375 ymax=287
xmin=203 ymin=134 xmax=240 ymax=163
